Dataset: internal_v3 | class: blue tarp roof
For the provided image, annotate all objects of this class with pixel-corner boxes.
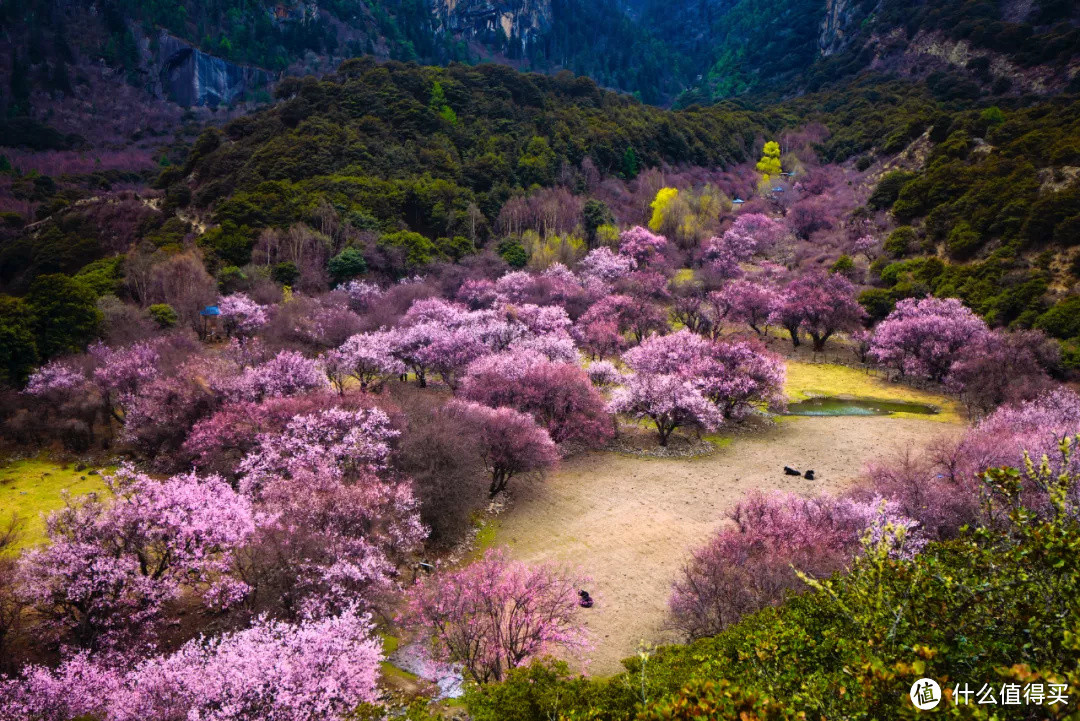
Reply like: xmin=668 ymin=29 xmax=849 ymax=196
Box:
xmin=200 ymin=305 xmax=221 ymax=316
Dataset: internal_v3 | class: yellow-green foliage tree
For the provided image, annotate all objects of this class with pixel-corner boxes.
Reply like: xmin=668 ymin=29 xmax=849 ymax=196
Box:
xmin=648 ymin=186 xmax=730 ymax=250
xmin=595 ymin=223 xmax=620 ymax=249
xmin=648 ymin=187 xmax=680 ymax=235
xmin=756 ymin=140 xmax=782 ymax=194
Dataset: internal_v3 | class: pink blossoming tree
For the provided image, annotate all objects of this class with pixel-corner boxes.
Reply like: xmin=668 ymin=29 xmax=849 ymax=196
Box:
xmin=321 ymin=331 xmax=407 ymax=394
xmin=869 ymin=297 xmax=989 ymax=381
xmin=0 ymin=609 xmax=382 ymax=721
xmin=17 ymin=466 xmax=255 ymax=650
xmin=400 ymin=548 xmax=588 ymax=684
xmin=771 ymin=271 xmax=866 ymax=351
xmin=669 ymin=491 xmax=922 ymax=639
xmin=608 ymin=371 xmax=722 ymax=446
xmin=447 ymin=400 xmax=559 ymax=497
xmin=715 ymin=280 xmax=781 ymax=337
xmin=618 ymin=226 xmax=668 ymax=265
xmin=237 ymin=408 xmax=425 ymax=615
xmin=460 ymin=349 xmax=613 ymax=447
xmin=217 ymin=293 xmax=269 ymax=337
xmin=578 ymin=246 xmax=636 ymax=284
xmin=622 ymin=330 xmax=786 ymax=420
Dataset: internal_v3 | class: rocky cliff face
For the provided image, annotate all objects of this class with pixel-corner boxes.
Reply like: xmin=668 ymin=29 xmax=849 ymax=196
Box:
xmin=430 ymin=0 xmax=553 ymax=51
xmin=818 ymin=0 xmax=857 ymax=57
xmin=155 ymin=33 xmax=272 ymax=108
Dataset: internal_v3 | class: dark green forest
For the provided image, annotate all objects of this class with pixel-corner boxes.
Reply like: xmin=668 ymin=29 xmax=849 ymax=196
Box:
xmin=5 ymin=57 xmax=1080 ymax=369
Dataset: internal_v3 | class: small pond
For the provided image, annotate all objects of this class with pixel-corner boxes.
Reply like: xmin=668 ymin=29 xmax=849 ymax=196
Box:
xmin=784 ymin=396 xmax=939 ymax=417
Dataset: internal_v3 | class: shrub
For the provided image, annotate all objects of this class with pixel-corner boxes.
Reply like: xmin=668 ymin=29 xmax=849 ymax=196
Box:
xmin=272 ymin=261 xmax=299 ymax=286
xmin=327 ymin=247 xmax=368 ymax=283
xmin=867 ymin=170 xmax=916 ymax=211
xmin=883 ymin=226 xmax=916 ymax=258
xmin=946 ymin=221 xmax=980 ymax=258
xmin=497 ymin=238 xmax=528 ymax=268
xmin=829 ymin=254 xmax=855 ymax=277
xmin=147 ymin=303 xmax=178 ymax=328
xmin=857 ymin=288 xmax=895 ymax=324
xmin=1035 ymin=295 xmax=1080 ymax=340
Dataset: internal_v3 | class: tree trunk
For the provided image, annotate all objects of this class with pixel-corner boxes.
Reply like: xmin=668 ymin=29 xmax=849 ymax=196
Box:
xmin=489 ymin=470 xmax=508 ymax=498
xmin=787 ymin=325 xmax=800 ymax=348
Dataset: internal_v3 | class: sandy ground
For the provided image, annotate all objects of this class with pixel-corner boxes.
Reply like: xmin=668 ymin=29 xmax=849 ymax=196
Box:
xmin=494 ymin=415 xmax=962 ymax=676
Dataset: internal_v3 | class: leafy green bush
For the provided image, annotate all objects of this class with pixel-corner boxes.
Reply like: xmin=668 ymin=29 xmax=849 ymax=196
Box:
xmin=328 ymin=247 xmax=368 ymax=283
xmin=858 ymin=288 xmax=895 ymax=324
xmin=272 ymin=261 xmax=299 ymax=286
xmin=435 ymin=235 xmax=476 ymax=262
xmin=868 ymin=170 xmax=917 ymax=211
xmin=148 ymin=303 xmax=178 ymax=328
xmin=379 ymin=231 xmax=436 ymax=270
xmin=945 ymin=221 xmax=981 ymax=259
xmin=73 ymin=257 xmax=123 ymax=298
xmin=25 ymin=273 xmax=101 ymax=359
xmin=198 ymin=222 xmax=256 ymax=267
xmin=497 ymin=238 xmax=528 ymax=268
xmin=883 ymin=226 xmax=917 ymax=258
xmin=0 ymin=294 xmax=39 ymax=385
xmin=829 ymin=254 xmax=855 ymax=278
xmin=1035 ymin=296 xmax=1080 ymax=340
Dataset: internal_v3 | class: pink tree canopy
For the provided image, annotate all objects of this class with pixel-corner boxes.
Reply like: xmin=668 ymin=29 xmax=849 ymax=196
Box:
xmin=447 ymin=400 xmax=558 ymax=497
xmin=460 ymin=349 xmax=613 ymax=447
xmin=456 ymin=278 xmax=499 ymax=309
xmin=618 ymin=226 xmax=668 ymax=265
xmin=230 ymin=350 xmax=328 ymax=401
xmin=400 ymin=548 xmax=588 ymax=684
xmin=869 ymin=297 xmax=990 ymax=381
xmin=321 ymin=330 xmax=408 ymax=394
xmin=339 ymin=279 xmax=384 ymax=311
xmin=946 ymin=329 xmax=1058 ymax=417
xmin=771 ymin=271 xmax=866 ymax=351
xmin=608 ymin=371 xmax=722 ymax=447
xmin=715 ymin=280 xmax=781 ymax=337
xmin=217 ymin=293 xmax=269 ymax=337
xmin=578 ymin=246 xmax=635 ymax=284
xmin=622 ymin=329 xmax=786 ymax=420
xmin=17 ymin=466 xmax=255 ymax=650
xmin=577 ymin=293 xmax=668 ymax=344
xmin=237 ymin=408 xmax=425 ymax=615
xmin=0 ymin=609 xmax=382 ymax=721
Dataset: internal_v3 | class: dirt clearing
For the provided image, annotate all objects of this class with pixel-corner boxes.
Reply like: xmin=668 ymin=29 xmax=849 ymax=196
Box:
xmin=493 ymin=415 xmax=962 ymax=676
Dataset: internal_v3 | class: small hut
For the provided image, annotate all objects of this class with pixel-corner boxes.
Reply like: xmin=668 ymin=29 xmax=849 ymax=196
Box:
xmin=200 ymin=305 xmax=221 ymax=340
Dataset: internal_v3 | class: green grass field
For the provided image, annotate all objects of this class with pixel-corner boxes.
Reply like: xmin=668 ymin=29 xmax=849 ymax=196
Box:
xmin=784 ymin=360 xmax=963 ymax=424
xmin=0 ymin=457 xmax=111 ymax=553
